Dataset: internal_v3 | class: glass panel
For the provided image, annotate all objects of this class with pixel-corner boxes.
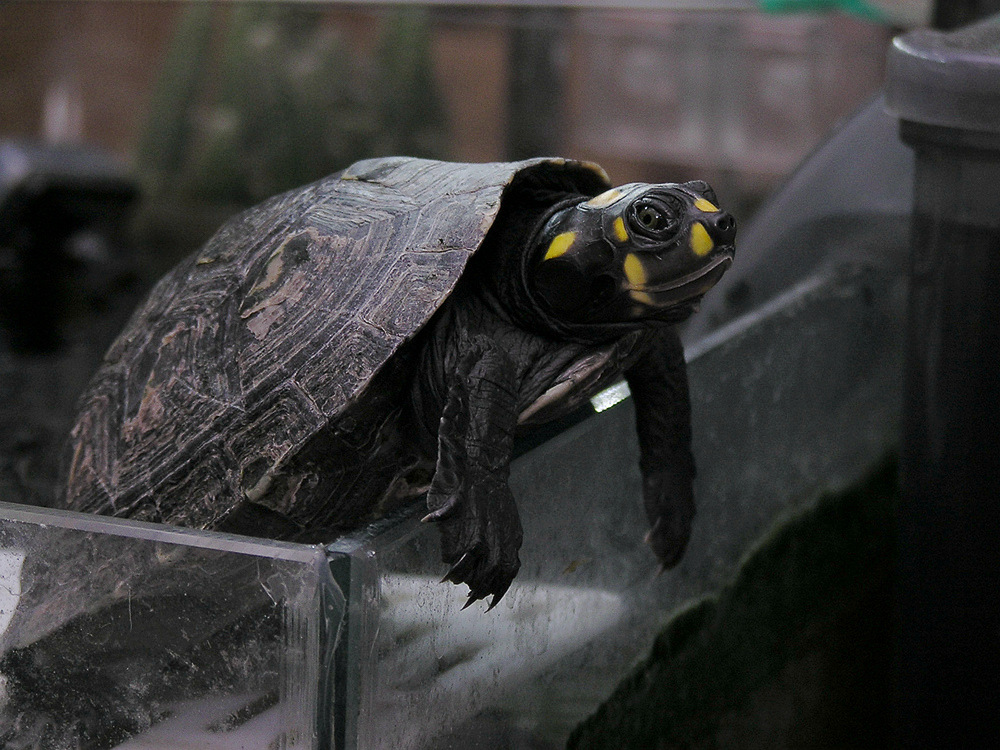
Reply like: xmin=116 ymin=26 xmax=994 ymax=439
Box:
xmin=335 ymin=262 xmax=904 ymax=749
xmin=0 ymin=505 xmax=343 ymax=749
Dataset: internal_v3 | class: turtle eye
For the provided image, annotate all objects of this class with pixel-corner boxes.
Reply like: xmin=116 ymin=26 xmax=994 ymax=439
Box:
xmin=637 ymin=206 xmax=664 ymax=231
xmin=627 ymin=196 xmax=682 ymax=240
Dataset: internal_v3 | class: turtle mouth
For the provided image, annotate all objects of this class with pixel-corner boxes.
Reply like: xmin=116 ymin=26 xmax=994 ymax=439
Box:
xmin=631 ymin=249 xmax=734 ymax=308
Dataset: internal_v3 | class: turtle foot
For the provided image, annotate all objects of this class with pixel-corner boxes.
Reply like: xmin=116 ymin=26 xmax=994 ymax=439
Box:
xmin=642 ymin=468 xmax=695 ymax=569
xmin=428 ymin=474 xmax=523 ymax=609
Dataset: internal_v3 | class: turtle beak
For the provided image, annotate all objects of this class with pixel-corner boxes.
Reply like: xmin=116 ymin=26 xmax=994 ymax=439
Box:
xmin=635 ymin=253 xmax=733 ymax=310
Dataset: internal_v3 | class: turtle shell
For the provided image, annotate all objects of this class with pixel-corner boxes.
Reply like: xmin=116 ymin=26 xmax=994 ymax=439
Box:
xmin=62 ymin=156 xmax=610 ymax=529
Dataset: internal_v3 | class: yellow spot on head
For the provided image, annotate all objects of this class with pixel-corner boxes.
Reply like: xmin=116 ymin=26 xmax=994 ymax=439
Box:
xmin=623 ymin=253 xmax=646 ymax=287
xmin=694 ymin=198 xmax=719 ymax=213
xmin=544 ymin=231 xmax=576 ymax=260
xmin=690 ymin=222 xmax=714 ymax=257
xmin=613 ymin=216 xmax=629 ymax=243
xmin=584 ymin=189 xmax=623 ymax=208
xmin=630 ymin=290 xmax=654 ymax=305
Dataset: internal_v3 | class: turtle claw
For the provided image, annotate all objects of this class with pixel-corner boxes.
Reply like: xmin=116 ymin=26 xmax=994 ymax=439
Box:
xmin=434 ymin=476 xmax=522 ymax=612
xmin=464 ymin=578 xmax=509 ymax=611
xmin=422 ymin=492 xmax=460 ymax=524
xmin=643 ymin=517 xmax=661 ymax=546
xmin=485 ymin=580 xmax=512 ymax=611
xmin=443 ymin=550 xmax=519 ymax=612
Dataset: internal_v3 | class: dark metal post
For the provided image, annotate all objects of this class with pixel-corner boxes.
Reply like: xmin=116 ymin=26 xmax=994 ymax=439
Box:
xmin=886 ymin=16 xmax=1000 ymax=747
xmin=933 ymin=0 xmax=1000 ymax=29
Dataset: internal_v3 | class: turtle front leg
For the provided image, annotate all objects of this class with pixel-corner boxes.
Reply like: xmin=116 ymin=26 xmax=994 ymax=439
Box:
xmin=625 ymin=326 xmax=697 ymax=570
xmin=423 ymin=336 xmax=523 ymax=609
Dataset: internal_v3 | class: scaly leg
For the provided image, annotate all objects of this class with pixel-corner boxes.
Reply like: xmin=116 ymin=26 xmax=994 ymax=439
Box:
xmin=423 ymin=336 xmax=523 ymax=608
xmin=625 ymin=326 xmax=696 ymax=569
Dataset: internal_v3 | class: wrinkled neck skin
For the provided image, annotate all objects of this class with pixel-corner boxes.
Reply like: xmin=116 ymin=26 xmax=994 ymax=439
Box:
xmin=407 ymin=194 xmax=576 ymax=448
xmin=475 ymin=194 xmax=583 ymax=339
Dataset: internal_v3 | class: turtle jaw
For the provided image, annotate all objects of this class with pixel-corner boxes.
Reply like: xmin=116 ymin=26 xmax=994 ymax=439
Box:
xmin=627 ymin=249 xmax=734 ymax=312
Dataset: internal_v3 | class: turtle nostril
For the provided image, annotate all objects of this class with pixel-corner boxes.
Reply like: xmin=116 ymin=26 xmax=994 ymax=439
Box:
xmin=714 ymin=214 xmax=736 ymax=242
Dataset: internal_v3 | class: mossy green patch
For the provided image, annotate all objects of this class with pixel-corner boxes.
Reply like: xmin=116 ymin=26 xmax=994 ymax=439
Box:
xmin=569 ymin=457 xmax=897 ymax=749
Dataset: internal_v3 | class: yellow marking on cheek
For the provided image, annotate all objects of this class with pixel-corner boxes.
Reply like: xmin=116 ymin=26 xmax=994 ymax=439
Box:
xmin=623 ymin=253 xmax=646 ymax=287
xmin=544 ymin=231 xmax=576 ymax=260
xmin=630 ymin=290 xmax=654 ymax=305
xmin=613 ymin=216 xmax=629 ymax=243
xmin=584 ymin=188 xmax=623 ymax=208
xmin=694 ymin=198 xmax=719 ymax=213
xmin=690 ymin=222 xmax=714 ymax=257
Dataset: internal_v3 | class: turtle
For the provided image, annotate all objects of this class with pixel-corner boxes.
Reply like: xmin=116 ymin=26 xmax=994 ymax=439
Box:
xmin=60 ymin=156 xmax=736 ymax=608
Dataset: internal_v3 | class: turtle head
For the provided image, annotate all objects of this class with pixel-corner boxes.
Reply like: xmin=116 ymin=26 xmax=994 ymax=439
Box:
xmin=529 ymin=181 xmax=735 ymax=326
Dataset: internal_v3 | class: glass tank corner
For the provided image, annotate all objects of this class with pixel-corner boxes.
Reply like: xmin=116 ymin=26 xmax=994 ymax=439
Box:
xmin=0 ymin=502 xmax=343 ymax=749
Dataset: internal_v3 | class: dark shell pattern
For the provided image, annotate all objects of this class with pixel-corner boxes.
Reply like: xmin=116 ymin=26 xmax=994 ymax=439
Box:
xmin=62 ymin=156 xmax=610 ymax=531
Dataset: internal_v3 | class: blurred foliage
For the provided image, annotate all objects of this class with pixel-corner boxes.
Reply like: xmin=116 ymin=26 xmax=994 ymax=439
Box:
xmin=373 ymin=8 xmax=449 ymax=160
xmin=135 ymin=2 xmax=215 ymax=183
xmin=758 ymin=0 xmax=887 ymax=22
xmin=137 ymin=3 xmax=448 ymax=206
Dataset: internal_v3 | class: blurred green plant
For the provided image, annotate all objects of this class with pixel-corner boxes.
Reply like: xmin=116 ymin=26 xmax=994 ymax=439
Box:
xmin=135 ymin=2 xmax=215 ymax=185
xmin=137 ymin=4 xmax=448 ymax=206
xmin=757 ymin=0 xmax=888 ymax=22
xmin=372 ymin=8 xmax=448 ymax=160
